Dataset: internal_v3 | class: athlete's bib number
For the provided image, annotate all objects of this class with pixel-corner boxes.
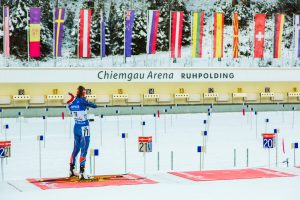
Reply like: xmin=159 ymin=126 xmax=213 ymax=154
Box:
xmin=81 ymin=126 xmax=90 ymax=136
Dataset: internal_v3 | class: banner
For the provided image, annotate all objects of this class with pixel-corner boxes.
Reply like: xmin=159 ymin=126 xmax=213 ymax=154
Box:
xmin=274 ymin=14 xmax=285 ymax=58
xmin=147 ymin=10 xmax=160 ymax=54
xmin=254 ymin=14 xmax=266 ymax=58
xmin=170 ymin=11 xmax=183 ymax=58
xmin=54 ymin=8 xmax=65 ymax=57
xmin=213 ymin=13 xmax=224 ymax=58
xmin=29 ymin=8 xmax=41 ymax=58
xmin=100 ymin=9 xmax=106 ymax=57
xmin=233 ymin=12 xmax=239 ymax=59
xmin=192 ymin=12 xmax=204 ymax=58
xmin=79 ymin=9 xmax=92 ymax=58
xmin=296 ymin=15 xmax=300 ymax=58
xmin=124 ymin=10 xmax=135 ymax=58
xmin=3 ymin=6 xmax=10 ymax=58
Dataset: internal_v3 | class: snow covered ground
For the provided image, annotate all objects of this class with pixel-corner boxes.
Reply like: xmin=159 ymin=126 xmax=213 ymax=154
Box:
xmin=1 ymin=109 xmax=300 ymax=200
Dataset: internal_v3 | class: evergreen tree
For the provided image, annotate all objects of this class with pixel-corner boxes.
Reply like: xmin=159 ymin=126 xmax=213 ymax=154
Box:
xmin=132 ymin=10 xmax=147 ymax=55
xmin=108 ymin=1 xmax=127 ymax=55
xmin=36 ymin=0 xmax=53 ymax=59
xmin=91 ymin=0 xmax=110 ymax=56
xmin=10 ymin=0 xmax=29 ymax=60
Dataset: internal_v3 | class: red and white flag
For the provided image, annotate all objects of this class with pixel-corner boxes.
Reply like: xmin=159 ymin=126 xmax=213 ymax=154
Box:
xmin=170 ymin=11 xmax=183 ymax=58
xmin=79 ymin=9 xmax=92 ymax=58
xmin=254 ymin=14 xmax=266 ymax=58
xmin=3 ymin=6 xmax=10 ymax=58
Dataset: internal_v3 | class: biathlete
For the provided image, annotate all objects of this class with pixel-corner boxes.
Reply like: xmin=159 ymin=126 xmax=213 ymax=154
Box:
xmin=67 ymin=86 xmax=97 ymax=179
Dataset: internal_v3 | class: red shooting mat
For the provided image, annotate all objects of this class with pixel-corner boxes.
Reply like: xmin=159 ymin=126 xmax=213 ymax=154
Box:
xmin=169 ymin=168 xmax=296 ymax=182
xmin=27 ymin=174 xmax=157 ymax=190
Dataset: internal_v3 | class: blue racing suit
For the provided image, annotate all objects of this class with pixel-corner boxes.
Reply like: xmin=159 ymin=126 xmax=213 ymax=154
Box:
xmin=68 ymin=97 xmax=97 ymax=168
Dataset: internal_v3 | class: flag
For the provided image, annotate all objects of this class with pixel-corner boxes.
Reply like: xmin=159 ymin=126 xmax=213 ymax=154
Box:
xmin=29 ymin=8 xmax=41 ymax=58
xmin=254 ymin=14 xmax=266 ymax=58
xmin=233 ymin=12 xmax=239 ymax=59
xmin=170 ymin=11 xmax=183 ymax=58
xmin=124 ymin=10 xmax=135 ymax=58
xmin=79 ymin=9 xmax=92 ymax=58
xmin=213 ymin=12 xmax=224 ymax=58
xmin=54 ymin=8 xmax=65 ymax=57
xmin=100 ymin=9 xmax=106 ymax=58
xmin=147 ymin=10 xmax=160 ymax=54
xmin=296 ymin=15 xmax=300 ymax=58
xmin=191 ymin=11 xmax=204 ymax=58
xmin=3 ymin=6 xmax=10 ymax=58
xmin=274 ymin=14 xmax=285 ymax=58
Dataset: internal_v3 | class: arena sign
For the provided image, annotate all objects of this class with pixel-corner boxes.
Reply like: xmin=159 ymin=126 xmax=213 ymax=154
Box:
xmin=0 ymin=68 xmax=300 ymax=83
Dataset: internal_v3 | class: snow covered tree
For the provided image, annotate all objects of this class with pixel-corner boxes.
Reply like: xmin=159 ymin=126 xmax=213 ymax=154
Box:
xmin=10 ymin=0 xmax=29 ymax=60
xmin=91 ymin=0 xmax=110 ymax=56
xmin=132 ymin=10 xmax=147 ymax=55
xmin=108 ymin=1 xmax=127 ymax=55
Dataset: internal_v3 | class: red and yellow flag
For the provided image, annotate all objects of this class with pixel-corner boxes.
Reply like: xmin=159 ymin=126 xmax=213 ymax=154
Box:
xmin=213 ymin=13 xmax=224 ymax=58
xmin=274 ymin=14 xmax=285 ymax=58
xmin=233 ymin=12 xmax=239 ymax=59
xmin=29 ymin=8 xmax=41 ymax=58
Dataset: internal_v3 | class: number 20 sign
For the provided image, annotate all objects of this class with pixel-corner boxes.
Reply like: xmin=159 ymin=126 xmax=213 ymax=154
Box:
xmin=262 ymin=134 xmax=276 ymax=149
xmin=138 ymin=136 xmax=152 ymax=153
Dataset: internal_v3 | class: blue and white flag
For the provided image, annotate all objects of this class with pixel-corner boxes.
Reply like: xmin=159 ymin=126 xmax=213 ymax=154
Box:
xmin=124 ymin=10 xmax=135 ymax=58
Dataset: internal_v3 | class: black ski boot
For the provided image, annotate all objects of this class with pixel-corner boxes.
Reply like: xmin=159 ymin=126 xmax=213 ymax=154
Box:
xmin=69 ymin=163 xmax=78 ymax=177
xmin=79 ymin=166 xmax=90 ymax=180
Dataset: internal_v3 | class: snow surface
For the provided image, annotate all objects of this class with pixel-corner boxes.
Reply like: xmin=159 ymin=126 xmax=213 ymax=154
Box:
xmin=1 ymin=109 xmax=300 ymax=200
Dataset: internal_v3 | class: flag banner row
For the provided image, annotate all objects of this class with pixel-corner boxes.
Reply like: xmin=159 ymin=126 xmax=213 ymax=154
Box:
xmin=2 ymin=7 xmax=300 ymax=60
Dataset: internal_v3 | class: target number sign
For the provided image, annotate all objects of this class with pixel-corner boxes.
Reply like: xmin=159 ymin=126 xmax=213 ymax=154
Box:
xmin=262 ymin=134 xmax=275 ymax=149
xmin=0 ymin=141 xmax=11 ymax=158
xmin=138 ymin=136 xmax=152 ymax=153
